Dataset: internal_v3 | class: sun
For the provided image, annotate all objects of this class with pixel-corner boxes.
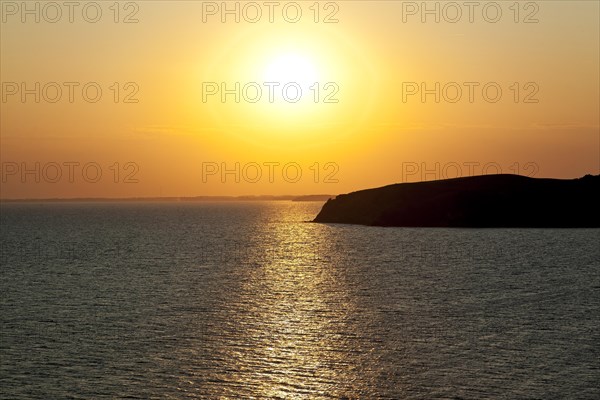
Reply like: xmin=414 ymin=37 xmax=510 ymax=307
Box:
xmin=201 ymin=30 xmax=378 ymax=144
xmin=262 ymin=53 xmax=319 ymax=89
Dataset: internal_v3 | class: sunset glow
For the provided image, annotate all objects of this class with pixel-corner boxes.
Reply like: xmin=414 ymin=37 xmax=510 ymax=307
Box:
xmin=0 ymin=1 xmax=598 ymax=198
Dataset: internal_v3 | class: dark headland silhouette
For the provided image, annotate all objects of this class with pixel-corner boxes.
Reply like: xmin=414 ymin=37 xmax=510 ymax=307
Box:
xmin=314 ymin=174 xmax=599 ymax=227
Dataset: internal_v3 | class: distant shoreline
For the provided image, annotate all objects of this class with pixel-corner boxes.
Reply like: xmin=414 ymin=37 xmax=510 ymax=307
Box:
xmin=0 ymin=194 xmax=334 ymax=203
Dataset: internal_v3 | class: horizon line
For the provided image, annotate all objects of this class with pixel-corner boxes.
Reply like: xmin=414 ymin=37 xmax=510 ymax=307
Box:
xmin=0 ymin=194 xmax=336 ymax=203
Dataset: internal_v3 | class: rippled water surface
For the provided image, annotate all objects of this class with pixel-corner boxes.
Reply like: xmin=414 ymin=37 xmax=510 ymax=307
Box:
xmin=1 ymin=202 xmax=599 ymax=399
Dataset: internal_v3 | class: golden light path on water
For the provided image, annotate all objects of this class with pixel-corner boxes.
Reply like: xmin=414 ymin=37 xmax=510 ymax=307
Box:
xmin=210 ymin=205 xmax=375 ymax=398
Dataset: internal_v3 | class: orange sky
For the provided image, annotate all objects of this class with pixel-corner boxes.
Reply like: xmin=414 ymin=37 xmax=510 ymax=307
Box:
xmin=1 ymin=0 xmax=599 ymax=199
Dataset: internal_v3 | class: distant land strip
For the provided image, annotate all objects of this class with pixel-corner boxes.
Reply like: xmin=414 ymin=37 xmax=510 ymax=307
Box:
xmin=0 ymin=194 xmax=334 ymax=203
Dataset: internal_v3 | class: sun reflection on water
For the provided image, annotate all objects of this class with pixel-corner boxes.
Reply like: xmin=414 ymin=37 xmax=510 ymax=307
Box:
xmin=210 ymin=204 xmax=372 ymax=399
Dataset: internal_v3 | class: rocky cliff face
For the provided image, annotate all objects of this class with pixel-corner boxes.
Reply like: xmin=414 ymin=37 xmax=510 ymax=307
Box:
xmin=314 ymin=174 xmax=600 ymax=227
